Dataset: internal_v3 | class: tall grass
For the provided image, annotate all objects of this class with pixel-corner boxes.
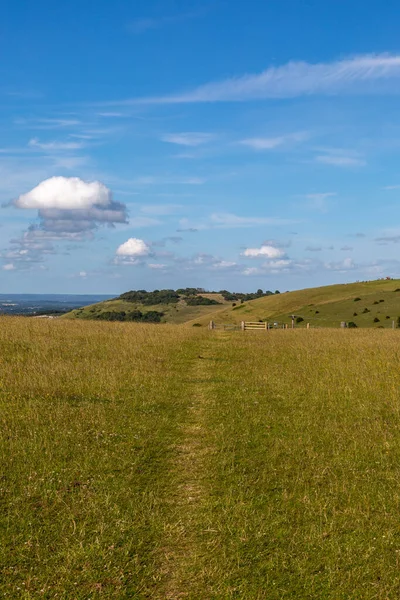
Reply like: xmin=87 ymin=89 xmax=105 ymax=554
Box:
xmin=0 ymin=318 xmax=205 ymax=598
xmin=2 ymin=321 xmax=400 ymax=598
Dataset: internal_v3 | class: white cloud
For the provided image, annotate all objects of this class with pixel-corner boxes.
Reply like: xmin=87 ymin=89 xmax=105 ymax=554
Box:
xmin=242 ymin=267 xmax=260 ymax=276
xmin=210 ymin=213 xmax=294 ymax=228
xmin=316 ymin=155 xmax=365 ymax=167
xmin=7 ymin=177 xmax=128 ymax=265
xmin=262 ymin=259 xmax=293 ymax=271
xmin=383 ymin=184 xmax=400 ymax=190
xmin=14 ymin=176 xmax=112 ymax=210
xmin=305 ymin=192 xmax=336 ymax=211
xmin=242 ymin=245 xmax=285 ymax=258
xmin=128 ymin=9 xmax=206 ymax=34
xmin=116 ymin=238 xmax=150 ymax=257
xmin=79 ymin=271 xmax=87 ymax=278
xmin=240 ymin=137 xmax=286 ymax=150
xmin=161 ymin=132 xmax=214 ymax=146
xmin=16 ymin=117 xmax=81 ymax=129
xmin=148 ymin=263 xmax=167 ymax=269
xmin=29 ymin=138 xmax=84 ymax=151
xmin=240 ymin=132 xmax=308 ymax=150
xmin=324 ymin=257 xmax=356 ymax=271
xmin=212 ymin=260 xmax=238 ymax=269
xmin=109 ymin=53 xmax=400 ymax=104
xmin=3 ymin=263 xmax=15 ymax=271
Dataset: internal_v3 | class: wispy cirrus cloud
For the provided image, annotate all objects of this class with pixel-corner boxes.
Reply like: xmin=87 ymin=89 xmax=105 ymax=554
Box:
xmin=161 ymin=132 xmax=215 ymax=146
xmin=15 ymin=117 xmax=81 ymax=129
xmin=128 ymin=8 xmax=209 ymax=34
xmin=240 ymin=131 xmax=308 ymax=150
xmin=316 ymin=154 xmax=366 ymax=167
xmin=177 ymin=213 xmax=296 ymax=231
xmin=29 ymin=138 xmax=85 ymax=151
xmin=209 ymin=213 xmax=295 ymax=228
xmin=304 ymin=192 xmax=336 ymax=211
xmin=103 ymin=53 xmax=400 ymax=105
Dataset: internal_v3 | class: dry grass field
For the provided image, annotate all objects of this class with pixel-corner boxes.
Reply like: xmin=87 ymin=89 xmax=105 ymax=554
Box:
xmin=2 ymin=318 xmax=400 ymax=598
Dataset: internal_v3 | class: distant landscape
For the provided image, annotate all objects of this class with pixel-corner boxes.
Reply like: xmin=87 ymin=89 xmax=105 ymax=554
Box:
xmin=0 ymin=294 xmax=113 ymax=316
xmin=58 ymin=279 xmax=400 ymax=328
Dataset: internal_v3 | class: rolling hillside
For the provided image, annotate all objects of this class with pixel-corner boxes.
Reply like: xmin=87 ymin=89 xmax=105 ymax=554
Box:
xmin=199 ymin=279 xmax=400 ymax=328
xmin=63 ymin=291 xmax=230 ymax=324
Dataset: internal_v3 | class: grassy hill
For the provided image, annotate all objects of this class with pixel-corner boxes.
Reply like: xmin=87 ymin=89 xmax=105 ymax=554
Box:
xmin=63 ymin=291 xmax=230 ymax=324
xmin=199 ymin=279 xmax=400 ymax=328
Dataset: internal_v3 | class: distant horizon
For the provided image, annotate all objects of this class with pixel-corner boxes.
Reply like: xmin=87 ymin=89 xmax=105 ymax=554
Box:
xmin=2 ymin=276 xmax=399 ymax=298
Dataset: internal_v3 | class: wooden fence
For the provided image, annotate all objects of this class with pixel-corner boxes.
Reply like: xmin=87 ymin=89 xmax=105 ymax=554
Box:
xmin=208 ymin=321 xmax=291 ymax=331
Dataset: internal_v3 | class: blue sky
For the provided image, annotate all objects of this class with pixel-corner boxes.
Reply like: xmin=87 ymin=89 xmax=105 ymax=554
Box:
xmin=2 ymin=0 xmax=400 ymax=293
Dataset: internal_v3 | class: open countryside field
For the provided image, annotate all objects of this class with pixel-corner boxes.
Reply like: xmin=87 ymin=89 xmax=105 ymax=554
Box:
xmin=3 ymin=319 xmax=400 ymax=598
xmin=202 ymin=279 xmax=400 ymax=329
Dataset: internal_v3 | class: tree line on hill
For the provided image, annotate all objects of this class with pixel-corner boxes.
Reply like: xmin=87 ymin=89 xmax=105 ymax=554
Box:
xmin=91 ymin=310 xmax=164 ymax=323
xmin=117 ymin=288 xmax=280 ymax=305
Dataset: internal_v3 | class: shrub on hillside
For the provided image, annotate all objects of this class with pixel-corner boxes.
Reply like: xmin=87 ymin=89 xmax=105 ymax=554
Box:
xmin=219 ymin=289 xmax=275 ymax=302
xmin=92 ymin=310 xmax=164 ymax=323
xmin=354 ymin=297 xmax=361 ymax=301
xmin=373 ymin=317 xmax=380 ymax=323
xmin=353 ymin=312 xmax=358 ymax=316
xmin=296 ymin=316 xmax=304 ymax=323
xmin=348 ymin=321 xmax=358 ymax=328
xmin=119 ymin=290 xmax=179 ymax=305
xmin=362 ymin=308 xmax=370 ymax=313
xmin=184 ymin=296 xmax=221 ymax=306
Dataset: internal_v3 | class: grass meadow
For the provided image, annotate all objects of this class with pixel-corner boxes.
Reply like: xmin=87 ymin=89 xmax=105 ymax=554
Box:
xmin=2 ymin=319 xmax=400 ymax=598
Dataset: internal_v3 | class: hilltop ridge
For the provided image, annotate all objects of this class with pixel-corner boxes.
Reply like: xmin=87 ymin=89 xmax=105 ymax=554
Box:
xmin=198 ymin=279 xmax=400 ymax=328
xmin=63 ymin=280 xmax=400 ymax=328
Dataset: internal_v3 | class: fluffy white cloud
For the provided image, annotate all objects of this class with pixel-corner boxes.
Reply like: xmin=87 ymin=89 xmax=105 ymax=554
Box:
xmin=242 ymin=245 xmax=285 ymax=259
xmin=324 ymin=257 xmax=356 ymax=271
xmin=14 ymin=176 xmax=112 ymax=210
xmin=116 ymin=238 xmax=150 ymax=257
xmin=3 ymin=263 xmax=15 ymax=271
xmin=6 ymin=177 xmax=128 ymax=268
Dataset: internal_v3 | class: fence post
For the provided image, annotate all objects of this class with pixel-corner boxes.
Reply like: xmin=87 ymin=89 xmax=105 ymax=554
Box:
xmin=209 ymin=320 xmax=215 ymax=330
xmin=307 ymin=323 xmax=310 ymax=329
xmin=265 ymin=321 xmax=268 ymax=330
xmin=241 ymin=321 xmax=245 ymax=331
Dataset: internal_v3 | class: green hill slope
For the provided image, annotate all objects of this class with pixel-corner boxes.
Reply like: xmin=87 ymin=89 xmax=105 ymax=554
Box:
xmin=200 ymin=279 xmax=400 ymax=328
xmin=63 ymin=292 xmax=230 ymax=324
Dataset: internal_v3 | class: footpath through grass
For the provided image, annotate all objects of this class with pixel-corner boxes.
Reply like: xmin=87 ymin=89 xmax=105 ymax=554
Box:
xmin=2 ymin=321 xmax=400 ymax=598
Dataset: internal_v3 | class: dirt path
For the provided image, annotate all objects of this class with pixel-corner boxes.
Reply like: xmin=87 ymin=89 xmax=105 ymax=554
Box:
xmin=154 ymin=336 xmax=216 ymax=599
